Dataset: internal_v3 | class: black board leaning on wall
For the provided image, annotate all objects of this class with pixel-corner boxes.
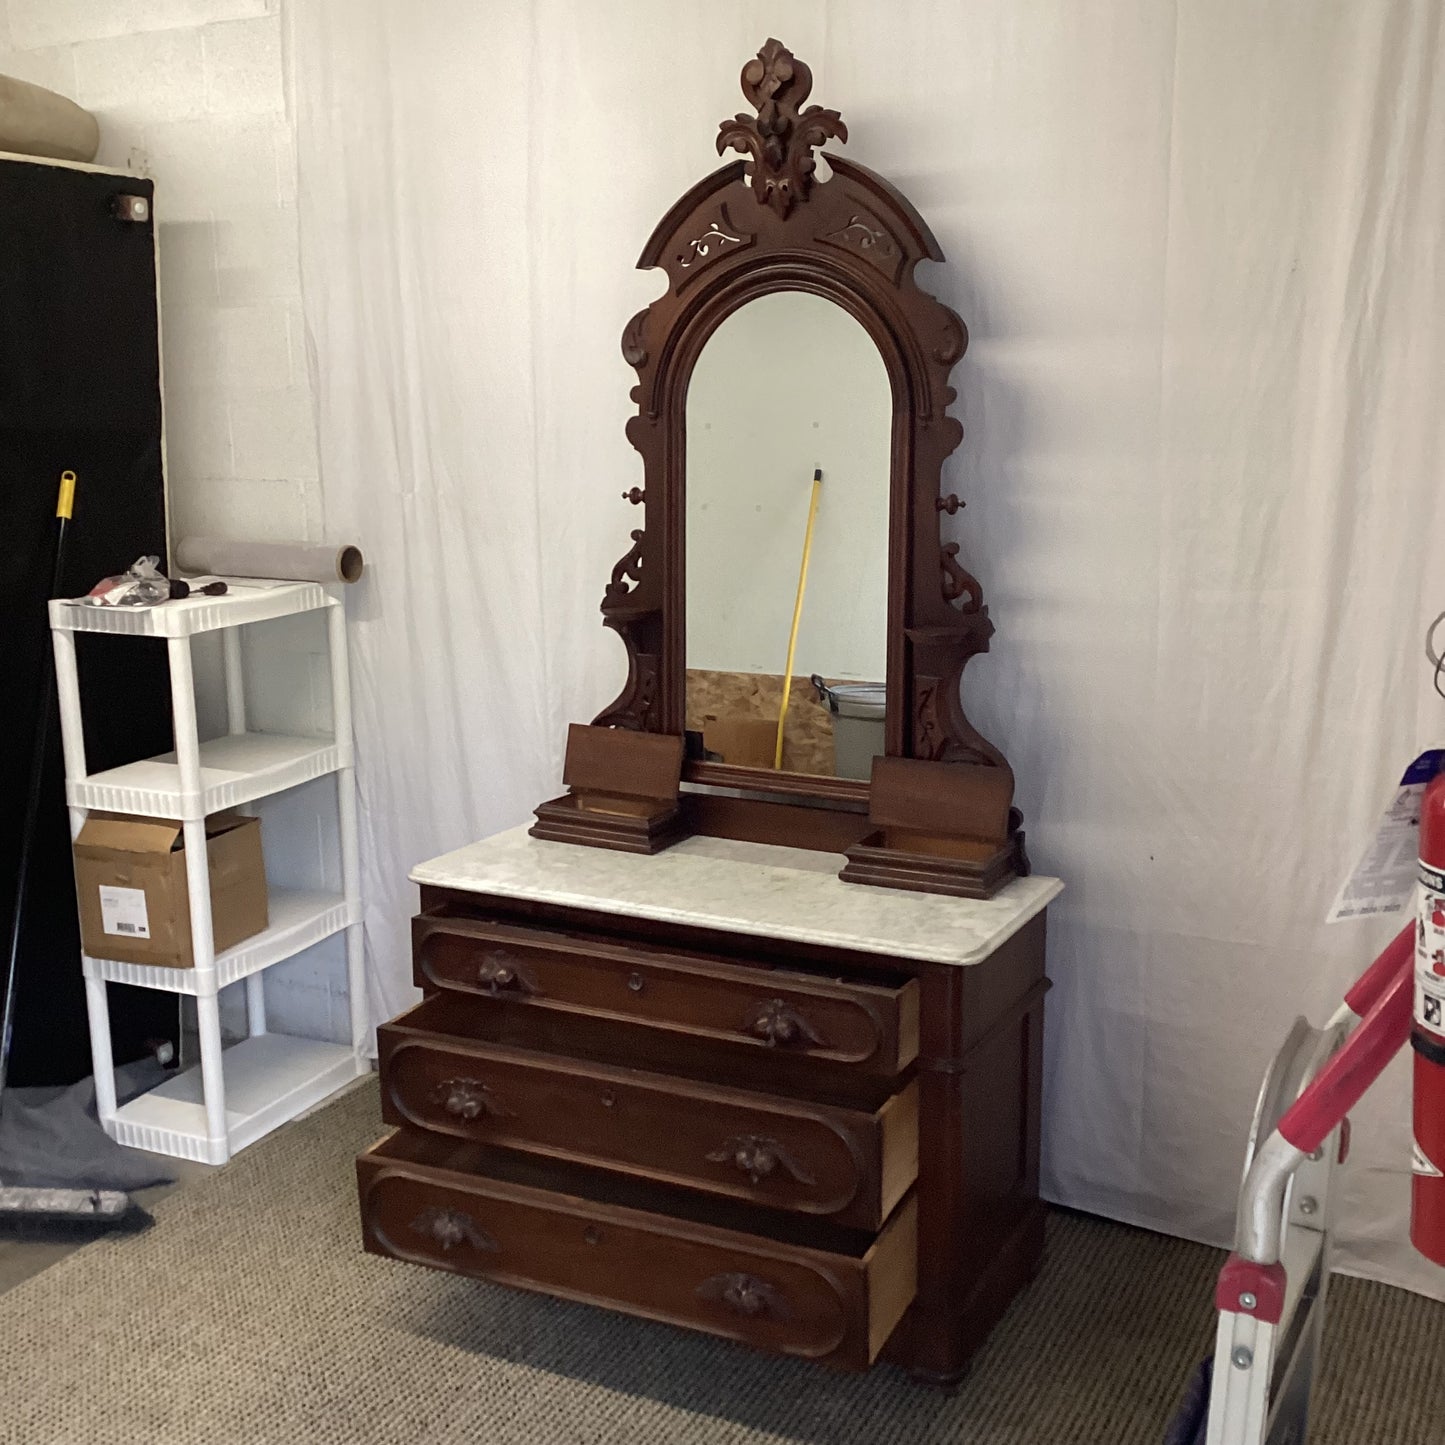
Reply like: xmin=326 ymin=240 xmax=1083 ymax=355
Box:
xmin=0 ymin=157 xmax=178 ymax=1085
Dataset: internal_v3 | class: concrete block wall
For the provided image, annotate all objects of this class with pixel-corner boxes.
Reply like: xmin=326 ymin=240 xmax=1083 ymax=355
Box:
xmin=2 ymin=2 xmax=348 ymax=1050
xmin=0 ymin=0 xmax=321 ymax=544
xmin=212 ymin=611 xmax=352 ymax=1048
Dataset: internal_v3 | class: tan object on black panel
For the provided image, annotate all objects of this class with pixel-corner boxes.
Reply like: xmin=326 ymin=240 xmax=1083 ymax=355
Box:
xmin=0 ymin=74 xmax=99 ymax=163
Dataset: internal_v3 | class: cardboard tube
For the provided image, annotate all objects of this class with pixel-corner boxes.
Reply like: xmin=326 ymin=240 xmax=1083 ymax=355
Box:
xmin=175 ymin=538 xmax=364 ymax=585
xmin=0 ymin=75 xmax=99 ymax=163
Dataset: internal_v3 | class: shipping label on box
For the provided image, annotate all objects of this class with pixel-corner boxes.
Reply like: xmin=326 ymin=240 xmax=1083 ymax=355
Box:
xmin=98 ymin=884 xmax=150 ymax=940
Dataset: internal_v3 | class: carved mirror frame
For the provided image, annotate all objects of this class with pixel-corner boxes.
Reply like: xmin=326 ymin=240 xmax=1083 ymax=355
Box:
xmin=537 ymin=40 xmax=1021 ymax=890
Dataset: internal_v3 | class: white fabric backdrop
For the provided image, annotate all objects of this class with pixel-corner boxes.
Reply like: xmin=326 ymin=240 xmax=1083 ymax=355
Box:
xmin=288 ymin=0 xmax=1445 ymax=1297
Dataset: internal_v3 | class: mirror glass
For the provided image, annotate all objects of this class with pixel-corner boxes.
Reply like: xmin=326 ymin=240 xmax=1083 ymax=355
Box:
xmin=685 ymin=291 xmax=890 ymax=779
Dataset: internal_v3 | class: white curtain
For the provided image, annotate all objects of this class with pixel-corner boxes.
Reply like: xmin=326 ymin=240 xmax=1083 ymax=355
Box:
xmin=288 ymin=0 xmax=1445 ymax=1298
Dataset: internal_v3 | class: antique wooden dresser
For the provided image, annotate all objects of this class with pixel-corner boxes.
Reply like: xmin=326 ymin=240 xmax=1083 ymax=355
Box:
xmin=361 ymin=38 xmax=1060 ymax=1386
xmin=357 ymin=827 xmax=1059 ymax=1384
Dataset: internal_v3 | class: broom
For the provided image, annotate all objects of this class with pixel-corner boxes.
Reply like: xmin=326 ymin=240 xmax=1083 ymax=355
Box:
xmin=774 ymin=468 xmax=823 ymax=770
xmin=0 ymin=471 xmax=150 ymax=1237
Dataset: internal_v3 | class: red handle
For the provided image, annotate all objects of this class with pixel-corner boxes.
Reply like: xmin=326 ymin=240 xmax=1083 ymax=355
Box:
xmin=1344 ymin=923 xmax=1414 ymax=1018
xmin=1278 ymin=950 xmax=1413 ymax=1154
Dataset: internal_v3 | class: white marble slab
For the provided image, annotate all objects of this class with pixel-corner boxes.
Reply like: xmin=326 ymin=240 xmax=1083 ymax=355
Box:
xmin=411 ymin=825 xmax=1062 ymax=968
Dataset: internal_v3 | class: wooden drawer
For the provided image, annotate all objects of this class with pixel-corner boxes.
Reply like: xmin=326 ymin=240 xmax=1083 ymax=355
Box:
xmin=379 ymin=996 xmax=918 ymax=1231
xmin=357 ymin=1129 xmax=917 ymax=1369
xmin=412 ymin=909 xmax=919 ymax=1078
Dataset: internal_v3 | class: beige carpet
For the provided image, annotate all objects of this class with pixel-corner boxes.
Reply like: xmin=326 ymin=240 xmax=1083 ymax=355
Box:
xmin=2 ymin=1079 xmax=1441 ymax=1445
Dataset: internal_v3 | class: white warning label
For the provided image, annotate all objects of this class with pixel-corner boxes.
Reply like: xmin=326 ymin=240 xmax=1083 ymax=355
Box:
xmin=1328 ymin=751 xmax=1445 ymax=924
xmin=1413 ymin=1142 xmax=1443 ymax=1179
xmin=99 ymin=885 xmax=150 ymax=939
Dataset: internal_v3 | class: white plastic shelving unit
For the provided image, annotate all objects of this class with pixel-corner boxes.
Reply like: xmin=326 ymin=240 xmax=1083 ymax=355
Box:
xmin=49 ymin=579 xmax=368 ymax=1164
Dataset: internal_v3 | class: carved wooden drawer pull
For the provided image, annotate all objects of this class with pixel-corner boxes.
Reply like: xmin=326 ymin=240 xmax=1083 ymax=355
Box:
xmin=428 ymin=1076 xmax=513 ymax=1121
xmin=696 ymin=1271 xmax=793 ymax=1321
xmin=707 ymin=1134 xmax=817 ymax=1187
xmin=476 ymin=949 xmax=540 ymax=997
xmin=409 ymin=1206 xmax=499 ymax=1254
xmin=744 ymin=998 xmax=828 ymax=1050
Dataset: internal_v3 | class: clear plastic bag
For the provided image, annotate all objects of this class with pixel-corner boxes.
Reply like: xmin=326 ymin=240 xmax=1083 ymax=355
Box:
xmin=81 ymin=557 xmax=228 ymax=607
xmin=83 ymin=555 xmax=172 ymax=607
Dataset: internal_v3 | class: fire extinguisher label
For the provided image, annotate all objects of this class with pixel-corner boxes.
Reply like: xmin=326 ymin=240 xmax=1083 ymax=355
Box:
xmin=1413 ymin=1141 xmax=1444 ymax=1178
xmin=1328 ymin=751 xmax=1445 ymax=923
xmin=1416 ymin=870 xmax=1445 ymax=1035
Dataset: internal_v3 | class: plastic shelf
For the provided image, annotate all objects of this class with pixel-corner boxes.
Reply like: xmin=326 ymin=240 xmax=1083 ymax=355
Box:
xmin=55 ymin=565 xmax=365 ymax=1166
xmin=68 ymin=732 xmax=345 ymax=818
xmin=49 ymin=580 xmax=333 ymax=638
xmin=106 ymin=1035 xmax=366 ymax=1165
xmin=84 ymin=890 xmax=359 ymax=995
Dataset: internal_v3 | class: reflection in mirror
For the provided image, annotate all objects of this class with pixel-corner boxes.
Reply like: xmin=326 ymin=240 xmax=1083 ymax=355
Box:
xmin=685 ymin=291 xmax=890 ymax=780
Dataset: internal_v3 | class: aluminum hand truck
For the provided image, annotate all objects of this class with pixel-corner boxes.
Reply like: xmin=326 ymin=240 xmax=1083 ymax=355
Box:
xmin=1171 ymin=924 xmax=1414 ymax=1445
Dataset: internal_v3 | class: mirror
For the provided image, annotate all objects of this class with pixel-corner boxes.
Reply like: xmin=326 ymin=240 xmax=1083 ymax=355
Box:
xmin=685 ymin=291 xmax=891 ymax=779
xmin=539 ymin=38 xmax=1021 ymax=890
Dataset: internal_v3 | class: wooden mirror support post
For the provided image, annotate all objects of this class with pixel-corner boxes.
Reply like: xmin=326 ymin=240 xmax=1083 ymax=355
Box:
xmin=533 ymin=39 xmax=1029 ymax=899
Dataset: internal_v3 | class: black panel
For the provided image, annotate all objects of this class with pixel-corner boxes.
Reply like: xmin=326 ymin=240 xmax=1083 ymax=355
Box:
xmin=1 ymin=160 xmax=177 ymax=1085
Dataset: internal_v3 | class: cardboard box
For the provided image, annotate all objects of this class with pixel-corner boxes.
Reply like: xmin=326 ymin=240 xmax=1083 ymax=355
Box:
xmin=73 ymin=812 xmax=268 ymax=968
xmin=702 ymin=715 xmax=777 ymax=768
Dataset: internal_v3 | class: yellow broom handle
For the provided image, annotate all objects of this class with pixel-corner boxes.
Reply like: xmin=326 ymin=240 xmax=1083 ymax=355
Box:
xmin=775 ymin=469 xmax=823 ymax=769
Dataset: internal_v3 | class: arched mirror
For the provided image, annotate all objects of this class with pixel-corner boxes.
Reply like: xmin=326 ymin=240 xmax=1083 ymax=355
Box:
xmin=534 ymin=39 xmax=1027 ymax=898
xmin=685 ymin=291 xmax=891 ymax=779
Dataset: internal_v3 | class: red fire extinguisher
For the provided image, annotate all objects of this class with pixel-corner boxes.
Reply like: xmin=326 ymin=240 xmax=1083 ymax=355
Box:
xmin=1413 ymin=763 xmax=1445 ymax=1264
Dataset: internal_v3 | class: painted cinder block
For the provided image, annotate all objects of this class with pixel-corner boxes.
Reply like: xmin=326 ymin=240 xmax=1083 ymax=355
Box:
xmin=262 ymin=939 xmax=351 ymax=1044
xmin=72 ymin=26 xmax=207 ymax=125
xmin=163 ymin=385 xmax=235 ymax=483
xmin=214 ymin=207 xmax=302 ymax=304
xmin=202 ymin=14 xmax=283 ymax=117
xmin=6 ymin=0 xmax=342 ymax=1058
xmin=157 ymin=218 xmax=220 ymax=310
xmin=229 ymin=385 xmax=320 ymax=483
xmin=135 ymin=112 xmax=287 ymax=221
xmin=168 ymin=475 xmax=312 ymax=544
xmin=0 ymin=41 xmax=78 ymax=96
xmin=162 ymin=296 xmax=294 ymax=390
xmin=8 ymin=0 xmax=270 ymax=52
xmin=253 ymin=775 xmax=341 ymax=891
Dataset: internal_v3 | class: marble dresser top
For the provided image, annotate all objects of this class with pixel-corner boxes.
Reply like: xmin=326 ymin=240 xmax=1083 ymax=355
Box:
xmin=411 ymin=825 xmax=1062 ymax=968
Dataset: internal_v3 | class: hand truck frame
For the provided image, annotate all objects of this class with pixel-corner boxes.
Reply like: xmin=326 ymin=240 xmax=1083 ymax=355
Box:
xmin=1201 ymin=924 xmax=1414 ymax=1445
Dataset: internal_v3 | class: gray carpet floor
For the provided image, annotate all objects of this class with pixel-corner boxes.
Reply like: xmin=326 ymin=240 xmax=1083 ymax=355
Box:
xmin=1 ymin=1078 xmax=1441 ymax=1445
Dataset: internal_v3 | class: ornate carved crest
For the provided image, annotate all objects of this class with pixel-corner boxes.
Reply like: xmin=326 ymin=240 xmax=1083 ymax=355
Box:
xmin=717 ymin=38 xmax=846 ymax=217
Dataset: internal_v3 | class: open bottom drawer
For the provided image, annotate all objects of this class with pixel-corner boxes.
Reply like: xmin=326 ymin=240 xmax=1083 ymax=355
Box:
xmin=357 ymin=1129 xmax=917 ymax=1369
